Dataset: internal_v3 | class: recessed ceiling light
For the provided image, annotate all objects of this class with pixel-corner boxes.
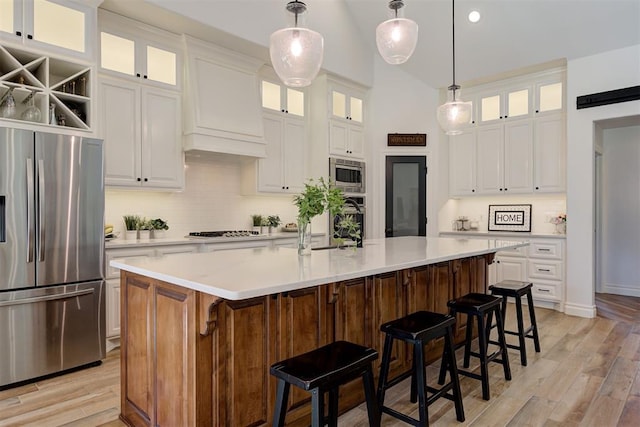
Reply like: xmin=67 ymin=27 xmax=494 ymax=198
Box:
xmin=468 ymin=10 xmax=481 ymax=23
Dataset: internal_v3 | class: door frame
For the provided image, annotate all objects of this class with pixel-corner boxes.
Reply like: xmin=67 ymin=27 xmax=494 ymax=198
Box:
xmin=385 ymin=155 xmax=427 ymax=237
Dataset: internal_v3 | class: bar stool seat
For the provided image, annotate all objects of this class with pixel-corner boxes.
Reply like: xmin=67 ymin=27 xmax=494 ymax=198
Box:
xmin=441 ymin=293 xmax=511 ymax=401
xmin=270 ymin=340 xmax=379 ymax=427
xmin=489 ymin=280 xmax=541 ymax=366
xmin=377 ymin=311 xmax=464 ymax=426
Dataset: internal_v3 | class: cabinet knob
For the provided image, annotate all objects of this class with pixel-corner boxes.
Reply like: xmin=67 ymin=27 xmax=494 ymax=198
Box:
xmin=499 ymin=188 xmax=503 ymax=191
xmin=27 ymin=34 xmax=33 ymax=40
xmin=281 ymin=109 xmax=285 ymax=113
xmin=504 ymin=188 xmax=508 ymax=191
xmin=285 ymin=110 xmax=288 ymax=113
xmin=15 ymin=31 xmax=22 ymax=37
xmin=143 ymin=75 xmax=148 ymax=79
xmin=136 ymin=73 xmax=141 ymax=78
xmin=471 ymin=189 xmax=475 ymax=192
xmin=535 ymin=110 xmax=539 ymax=113
xmin=472 ymin=120 xmax=475 ymax=124
xmin=500 ymin=116 xmax=503 ymax=119
xmin=286 ymin=186 xmax=289 ymax=189
xmin=535 ymin=186 xmax=539 ymax=190
xmin=144 ymin=178 xmax=148 ymax=182
xmin=137 ymin=178 xmax=141 ymax=182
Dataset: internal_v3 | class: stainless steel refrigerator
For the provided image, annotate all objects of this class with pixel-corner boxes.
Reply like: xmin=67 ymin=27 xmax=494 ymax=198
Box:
xmin=0 ymin=127 xmax=105 ymax=389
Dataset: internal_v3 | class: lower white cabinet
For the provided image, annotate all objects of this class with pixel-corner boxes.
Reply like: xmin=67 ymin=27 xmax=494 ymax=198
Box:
xmin=106 ymin=279 xmax=120 ymax=341
xmin=489 ymin=237 xmax=565 ymax=310
xmin=100 ymin=76 xmax=184 ymax=189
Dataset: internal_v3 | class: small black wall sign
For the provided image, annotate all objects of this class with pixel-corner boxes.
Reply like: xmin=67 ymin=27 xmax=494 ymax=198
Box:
xmin=387 ymin=133 xmax=427 ymax=147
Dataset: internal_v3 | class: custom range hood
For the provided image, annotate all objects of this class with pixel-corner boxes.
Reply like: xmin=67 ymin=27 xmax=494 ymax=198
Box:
xmin=182 ymin=35 xmax=267 ymax=158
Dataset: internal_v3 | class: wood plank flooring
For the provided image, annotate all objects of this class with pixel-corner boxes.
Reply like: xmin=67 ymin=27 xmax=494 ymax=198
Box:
xmin=0 ymin=295 xmax=638 ymax=426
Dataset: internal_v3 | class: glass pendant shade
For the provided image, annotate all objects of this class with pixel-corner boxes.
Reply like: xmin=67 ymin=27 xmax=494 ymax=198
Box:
xmin=270 ymin=27 xmax=323 ymax=88
xmin=376 ymin=18 xmax=418 ymax=64
xmin=437 ymin=87 xmax=472 ymax=135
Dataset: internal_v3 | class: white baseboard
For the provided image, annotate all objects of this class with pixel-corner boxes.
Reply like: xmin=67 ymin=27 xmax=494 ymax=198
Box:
xmin=106 ymin=336 xmax=121 ymax=353
xmin=599 ymin=283 xmax=640 ymax=297
xmin=564 ymin=302 xmax=597 ymax=318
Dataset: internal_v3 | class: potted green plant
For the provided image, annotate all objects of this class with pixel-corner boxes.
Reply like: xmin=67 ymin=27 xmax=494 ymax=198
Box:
xmin=123 ymin=215 xmax=140 ymax=240
xmin=138 ymin=218 xmax=152 ymax=240
xmin=251 ymin=214 xmax=263 ymax=234
xmin=267 ymin=215 xmax=281 ymax=234
xmin=149 ymin=218 xmax=169 ymax=239
xmin=293 ymin=178 xmax=345 ymax=255
xmin=333 ymin=214 xmax=361 ymax=251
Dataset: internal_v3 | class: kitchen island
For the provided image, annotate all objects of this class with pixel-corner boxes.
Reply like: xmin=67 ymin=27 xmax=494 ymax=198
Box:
xmin=111 ymin=236 xmax=527 ymax=427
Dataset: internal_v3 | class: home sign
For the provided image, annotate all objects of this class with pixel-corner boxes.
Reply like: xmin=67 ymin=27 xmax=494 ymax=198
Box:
xmin=488 ymin=204 xmax=532 ymax=232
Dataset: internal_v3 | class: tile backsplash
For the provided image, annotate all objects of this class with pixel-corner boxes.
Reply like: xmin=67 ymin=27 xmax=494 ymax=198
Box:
xmin=105 ymin=154 xmax=302 ymax=238
xmin=439 ymin=194 xmax=567 ymax=234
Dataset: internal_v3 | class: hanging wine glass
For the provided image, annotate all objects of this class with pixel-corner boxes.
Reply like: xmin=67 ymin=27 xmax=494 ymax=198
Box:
xmin=21 ymin=93 xmax=41 ymax=122
xmin=0 ymin=88 xmax=17 ymax=118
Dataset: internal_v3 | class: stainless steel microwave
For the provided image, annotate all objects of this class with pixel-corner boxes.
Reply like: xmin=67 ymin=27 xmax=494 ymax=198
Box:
xmin=329 ymin=157 xmax=365 ymax=193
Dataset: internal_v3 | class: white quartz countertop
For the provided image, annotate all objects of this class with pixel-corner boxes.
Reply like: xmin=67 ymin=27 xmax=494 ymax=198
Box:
xmin=110 ymin=236 xmax=528 ymax=300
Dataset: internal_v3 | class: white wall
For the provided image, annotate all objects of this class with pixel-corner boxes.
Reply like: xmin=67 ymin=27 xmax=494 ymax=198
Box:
xmin=367 ymin=55 xmax=440 ymax=238
xmin=105 ymin=154 xmax=301 ymax=238
xmin=566 ymin=44 xmax=640 ymax=317
xmin=600 ymin=125 xmax=640 ymax=296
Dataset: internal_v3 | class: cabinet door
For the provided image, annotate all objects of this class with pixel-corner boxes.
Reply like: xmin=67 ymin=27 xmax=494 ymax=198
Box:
xmin=258 ymin=114 xmax=285 ymax=192
xmin=503 ymin=119 xmax=533 ymax=193
xmin=216 ymin=297 xmax=276 ymax=426
xmin=141 ymin=88 xmax=183 ymax=189
xmin=534 ymin=114 xmax=565 ymax=192
xmin=329 ymin=119 xmax=348 ymax=156
xmin=495 ymin=256 xmax=527 ymax=282
xmin=372 ymin=272 xmax=405 ymax=373
xmin=275 ymin=287 xmax=329 ymax=424
xmin=101 ymin=79 xmax=142 ymax=187
xmin=476 ymin=124 xmax=504 ymax=194
xmin=449 ymin=130 xmax=477 ymax=196
xmin=106 ymin=278 xmax=121 ymax=338
xmin=347 ymin=124 xmax=364 ymax=159
xmin=283 ymin=118 xmax=306 ymax=192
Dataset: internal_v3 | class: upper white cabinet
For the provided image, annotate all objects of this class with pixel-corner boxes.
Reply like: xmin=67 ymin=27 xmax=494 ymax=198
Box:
xmin=534 ymin=113 xmax=565 ymax=192
xmin=182 ymin=35 xmax=266 ymax=158
xmin=331 ymin=85 xmax=363 ymax=123
xmin=261 ymin=75 xmax=305 ymax=117
xmin=0 ymin=0 xmax=99 ymax=60
xmin=329 ymin=119 xmax=364 ymax=158
xmin=449 ymin=130 xmax=477 ymax=196
xmin=449 ymin=67 xmax=565 ymax=197
xmin=478 ymin=84 xmax=532 ymax=124
xmin=99 ymin=76 xmax=183 ymax=189
xmin=98 ymin=9 xmax=181 ymax=89
xmin=254 ymin=111 xmax=306 ymax=194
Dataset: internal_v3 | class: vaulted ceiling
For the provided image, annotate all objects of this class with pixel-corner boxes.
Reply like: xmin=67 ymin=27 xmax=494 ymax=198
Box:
xmin=105 ymin=0 xmax=640 ymax=88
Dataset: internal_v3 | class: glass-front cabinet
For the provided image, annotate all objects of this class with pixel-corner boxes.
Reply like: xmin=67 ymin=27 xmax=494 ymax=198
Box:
xmin=0 ymin=0 xmax=98 ymax=60
xmin=261 ymin=77 xmax=305 ymax=117
xmin=98 ymin=9 xmax=180 ymax=89
xmin=478 ymin=84 xmax=532 ymax=124
xmin=331 ymin=85 xmax=364 ymax=123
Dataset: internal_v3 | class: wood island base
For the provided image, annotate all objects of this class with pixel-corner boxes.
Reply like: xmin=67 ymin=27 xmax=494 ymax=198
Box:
xmin=119 ymin=254 xmax=494 ymax=426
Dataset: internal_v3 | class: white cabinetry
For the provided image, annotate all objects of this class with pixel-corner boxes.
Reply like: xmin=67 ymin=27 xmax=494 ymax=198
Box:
xmin=99 ymin=10 xmax=181 ymax=89
xmin=329 ymin=119 xmax=364 ymax=158
xmin=449 ymin=130 xmax=477 ymax=196
xmin=328 ymin=81 xmax=365 ymax=159
xmin=257 ymin=112 xmax=306 ymax=193
xmin=183 ymin=35 xmax=266 ymax=157
xmin=534 ymin=113 xmax=565 ymax=192
xmin=99 ymin=76 xmax=183 ymax=189
xmin=449 ymin=68 xmax=565 ymax=197
xmin=0 ymin=0 xmax=98 ymax=59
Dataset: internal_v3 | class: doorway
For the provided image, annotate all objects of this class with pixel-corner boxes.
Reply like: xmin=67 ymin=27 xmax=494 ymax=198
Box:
xmin=385 ymin=156 xmax=426 ymax=237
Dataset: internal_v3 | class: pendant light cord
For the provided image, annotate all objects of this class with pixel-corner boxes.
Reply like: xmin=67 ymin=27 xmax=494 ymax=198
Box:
xmin=452 ymin=0 xmax=456 ymax=88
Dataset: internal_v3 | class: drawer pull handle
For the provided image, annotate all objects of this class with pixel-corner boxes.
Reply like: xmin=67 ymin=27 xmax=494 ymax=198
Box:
xmin=537 ymin=288 xmax=551 ymax=293
xmin=538 ymin=268 xmax=551 ymax=272
xmin=538 ymin=248 xmax=551 ymax=252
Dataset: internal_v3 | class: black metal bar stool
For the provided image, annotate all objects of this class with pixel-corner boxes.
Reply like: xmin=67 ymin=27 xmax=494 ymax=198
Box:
xmin=270 ymin=340 xmax=379 ymax=427
xmin=377 ymin=311 xmax=465 ymax=426
xmin=440 ymin=293 xmax=511 ymax=401
xmin=489 ymin=280 xmax=541 ymax=366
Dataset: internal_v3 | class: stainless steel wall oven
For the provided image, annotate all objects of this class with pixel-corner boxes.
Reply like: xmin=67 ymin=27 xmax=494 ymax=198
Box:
xmin=329 ymin=157 xmax=365 ymax=193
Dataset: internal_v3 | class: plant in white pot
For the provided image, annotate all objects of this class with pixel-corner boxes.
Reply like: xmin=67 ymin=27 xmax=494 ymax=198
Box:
xmin=123 ymin=215 xmax=140 ymax=240
xmin=149 ymin=218 xmax=169 ymax=239
xmin=293 ymin=178 xmax=344 ymax=255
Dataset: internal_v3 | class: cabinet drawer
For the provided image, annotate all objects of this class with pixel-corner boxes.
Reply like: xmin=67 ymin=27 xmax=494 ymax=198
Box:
xmin=497 ymin=244 xmax=528 ymax=258
xmin=529 ymin=240 xmax=563 ymax=259
xmin=530 ymin=280 xmax=560 ymax=301
xmin=204 ymin=240 xmax=270 ymax=252
xmin=105 ymin=248 xmax=155 ymax=279
xmin=528 ymin=260 xmax=563 ymax=280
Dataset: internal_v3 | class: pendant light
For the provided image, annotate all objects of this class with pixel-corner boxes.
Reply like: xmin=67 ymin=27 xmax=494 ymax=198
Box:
xmin=269 ymin=0 xmax=324 ymax=88
xmin=437 ymin=0 xmax=472 ymax=135
xmin=376 ymin=0 xmax=418 ymax=65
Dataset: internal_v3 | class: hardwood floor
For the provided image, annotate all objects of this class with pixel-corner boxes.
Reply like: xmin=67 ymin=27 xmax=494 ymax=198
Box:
xmin=0 ymin=297 xmax=638 ymax=426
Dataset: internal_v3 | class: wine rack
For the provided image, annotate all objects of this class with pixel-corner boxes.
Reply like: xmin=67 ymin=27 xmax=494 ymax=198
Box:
xmin=0 ymin=44 xmax=92 ymax=130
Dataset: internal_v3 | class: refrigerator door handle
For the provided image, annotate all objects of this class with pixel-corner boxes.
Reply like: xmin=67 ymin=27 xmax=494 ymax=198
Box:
xmin=0 ymin=288 xmax=94 ymax=307
xmin=26 ymin=158 xmax=34 ymax=263
xmin=38 ymin=159 xmax=45 ymax=262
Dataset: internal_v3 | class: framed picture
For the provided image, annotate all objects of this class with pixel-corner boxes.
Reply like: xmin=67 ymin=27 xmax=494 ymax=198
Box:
xmin=488 ymin=204 xmax=532 ymax=232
